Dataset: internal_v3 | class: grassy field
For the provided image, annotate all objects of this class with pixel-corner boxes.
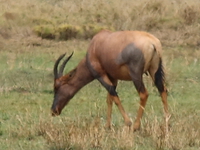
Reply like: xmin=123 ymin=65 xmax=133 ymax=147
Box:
xmin=0 ymin=0 xmax=200 ymax=149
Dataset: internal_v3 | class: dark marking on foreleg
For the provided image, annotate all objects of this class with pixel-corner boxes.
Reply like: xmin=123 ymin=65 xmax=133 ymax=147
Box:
xmin=86 ymin=52 xmax=131 ymax=127
xmin=98 ymin=75 xmax=131 ymax=127
xmin=98 ymin=77 xmax=117 ymax=96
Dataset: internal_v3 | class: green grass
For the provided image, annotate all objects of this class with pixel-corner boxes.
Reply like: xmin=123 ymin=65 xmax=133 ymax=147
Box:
xmin=0 ymin=40 xmax=200 ymax=149
xmin=0 ymin=0 xmax=200 ymax=149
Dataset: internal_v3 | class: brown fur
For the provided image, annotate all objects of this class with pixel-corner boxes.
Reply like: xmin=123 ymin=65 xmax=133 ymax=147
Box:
xmin=51 ymin=30 xmax=169 ymax=131
xmin=87 ymin=30 xmax=162 ymax=80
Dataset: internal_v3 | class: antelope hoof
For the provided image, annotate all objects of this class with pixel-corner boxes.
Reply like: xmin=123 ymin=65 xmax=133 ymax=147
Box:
xmin=125 ymin=120 xmax=132 ymax=127
xmin=133 ymin=122 xmax=140 ymax=131
xmin=105 ymin=124 xmax=112 ymax=130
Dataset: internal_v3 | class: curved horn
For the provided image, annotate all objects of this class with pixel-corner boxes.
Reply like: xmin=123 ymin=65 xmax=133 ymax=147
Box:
xmin=58 ymin=51 xmax=74 ymax=77
xmin=54 ymin=53 xmax=66 ymax=79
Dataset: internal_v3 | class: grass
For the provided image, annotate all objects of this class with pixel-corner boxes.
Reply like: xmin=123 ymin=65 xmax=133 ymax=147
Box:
xmin=0 ymin=39 xmax=200 ymax=150
xmin=1 ymin=0 xmax=200 ymax=45
xmin=0 ymin=0 xmax=200 ymax=149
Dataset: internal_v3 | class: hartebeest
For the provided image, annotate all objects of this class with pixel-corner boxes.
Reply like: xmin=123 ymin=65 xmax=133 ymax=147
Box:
xmin=51 ymin=30 xmax=169 ymax=131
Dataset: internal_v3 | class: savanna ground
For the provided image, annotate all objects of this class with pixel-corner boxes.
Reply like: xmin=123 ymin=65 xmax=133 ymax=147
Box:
xmin=0 ymin=0 xmax=200 ymax=149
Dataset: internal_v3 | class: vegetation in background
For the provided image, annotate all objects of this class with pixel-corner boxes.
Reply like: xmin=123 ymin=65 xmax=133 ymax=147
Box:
xmin=0 ymin=0 xmax=200 ymax=149
xmin=1 ymin=0 xmax=200 ymax=45
xmin=33 ymin=24 xmax=113 ymax=40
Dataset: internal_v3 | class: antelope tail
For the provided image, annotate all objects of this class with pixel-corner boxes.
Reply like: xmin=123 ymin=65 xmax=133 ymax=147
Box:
xmin=154 ymin=58 xmax=165 ymax=93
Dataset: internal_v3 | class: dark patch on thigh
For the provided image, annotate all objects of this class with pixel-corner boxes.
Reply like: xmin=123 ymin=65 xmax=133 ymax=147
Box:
xmin=118 ymin=43 xmax=146 ymax=93
xmin=117 ymin=43 xmax=145 ymax=66
xmin=117 ymin=43 xmax=145 ymax=74
xmin=132 ymin=78 xmax=146 ymax=93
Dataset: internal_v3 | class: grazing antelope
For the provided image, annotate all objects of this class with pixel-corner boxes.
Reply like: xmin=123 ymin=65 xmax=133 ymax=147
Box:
xmin=51 ymin=30 xmax=169 ymax=131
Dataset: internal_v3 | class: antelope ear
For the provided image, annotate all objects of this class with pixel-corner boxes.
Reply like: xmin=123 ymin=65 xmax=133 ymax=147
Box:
xmin=61 ymin=69 xmax=77 ymax=83
xmin=68 ymin=69 xmax=76 ymax=78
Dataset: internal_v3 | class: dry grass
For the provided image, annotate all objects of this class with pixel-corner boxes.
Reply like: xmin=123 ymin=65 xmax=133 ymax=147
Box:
xmin=1 ymin=0 xmax=200 ymax=45
xmin=0 ymin=40 xmax=199 ymax=149
xmin=6 ymin=107 xmax=199 ymax=149
xmin=1 ymin=0 xmax=200 ymax=149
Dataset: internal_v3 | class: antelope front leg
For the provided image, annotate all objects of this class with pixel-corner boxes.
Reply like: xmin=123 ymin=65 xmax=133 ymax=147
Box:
xmin=98 ymin=75 xmax=131 ymax=127
xmin=105 ymin=93 xmax=113 ymax=129
xmin=111 ymin=95 xmax=132 ymax=127
xmin=106 ymin=93 xmax=132 ymax=128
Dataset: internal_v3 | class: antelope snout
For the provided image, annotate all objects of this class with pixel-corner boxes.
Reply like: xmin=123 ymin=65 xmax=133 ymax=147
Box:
xmin=51 ymin=106 xmax=61 ymax=116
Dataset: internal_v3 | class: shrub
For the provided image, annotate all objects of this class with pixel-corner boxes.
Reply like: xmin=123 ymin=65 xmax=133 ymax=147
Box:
xmin=33 ymin=24 xmax=113 ymax=40
xmin=34 ymin=25 xmax=55 ymax=39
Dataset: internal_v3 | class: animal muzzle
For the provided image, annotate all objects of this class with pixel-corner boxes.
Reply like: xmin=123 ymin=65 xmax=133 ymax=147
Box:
xmin=51 ymin=106 xmax=61 ymax=116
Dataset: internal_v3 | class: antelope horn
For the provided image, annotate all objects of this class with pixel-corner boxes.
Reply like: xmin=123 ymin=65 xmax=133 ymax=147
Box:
xmin=58 ymin=52 xmax=74 ymax=78
xmin=54 ymin=53 xmax=66 ymax=79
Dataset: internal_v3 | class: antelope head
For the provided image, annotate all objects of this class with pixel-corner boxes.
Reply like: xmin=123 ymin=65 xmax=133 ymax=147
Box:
xmin=51 ymin=52 xmax=76 ymax=116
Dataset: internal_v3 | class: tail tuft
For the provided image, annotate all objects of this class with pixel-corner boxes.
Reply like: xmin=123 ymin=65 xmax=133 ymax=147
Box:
xmin=155 ymin=59 xmax=165 ymax=93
